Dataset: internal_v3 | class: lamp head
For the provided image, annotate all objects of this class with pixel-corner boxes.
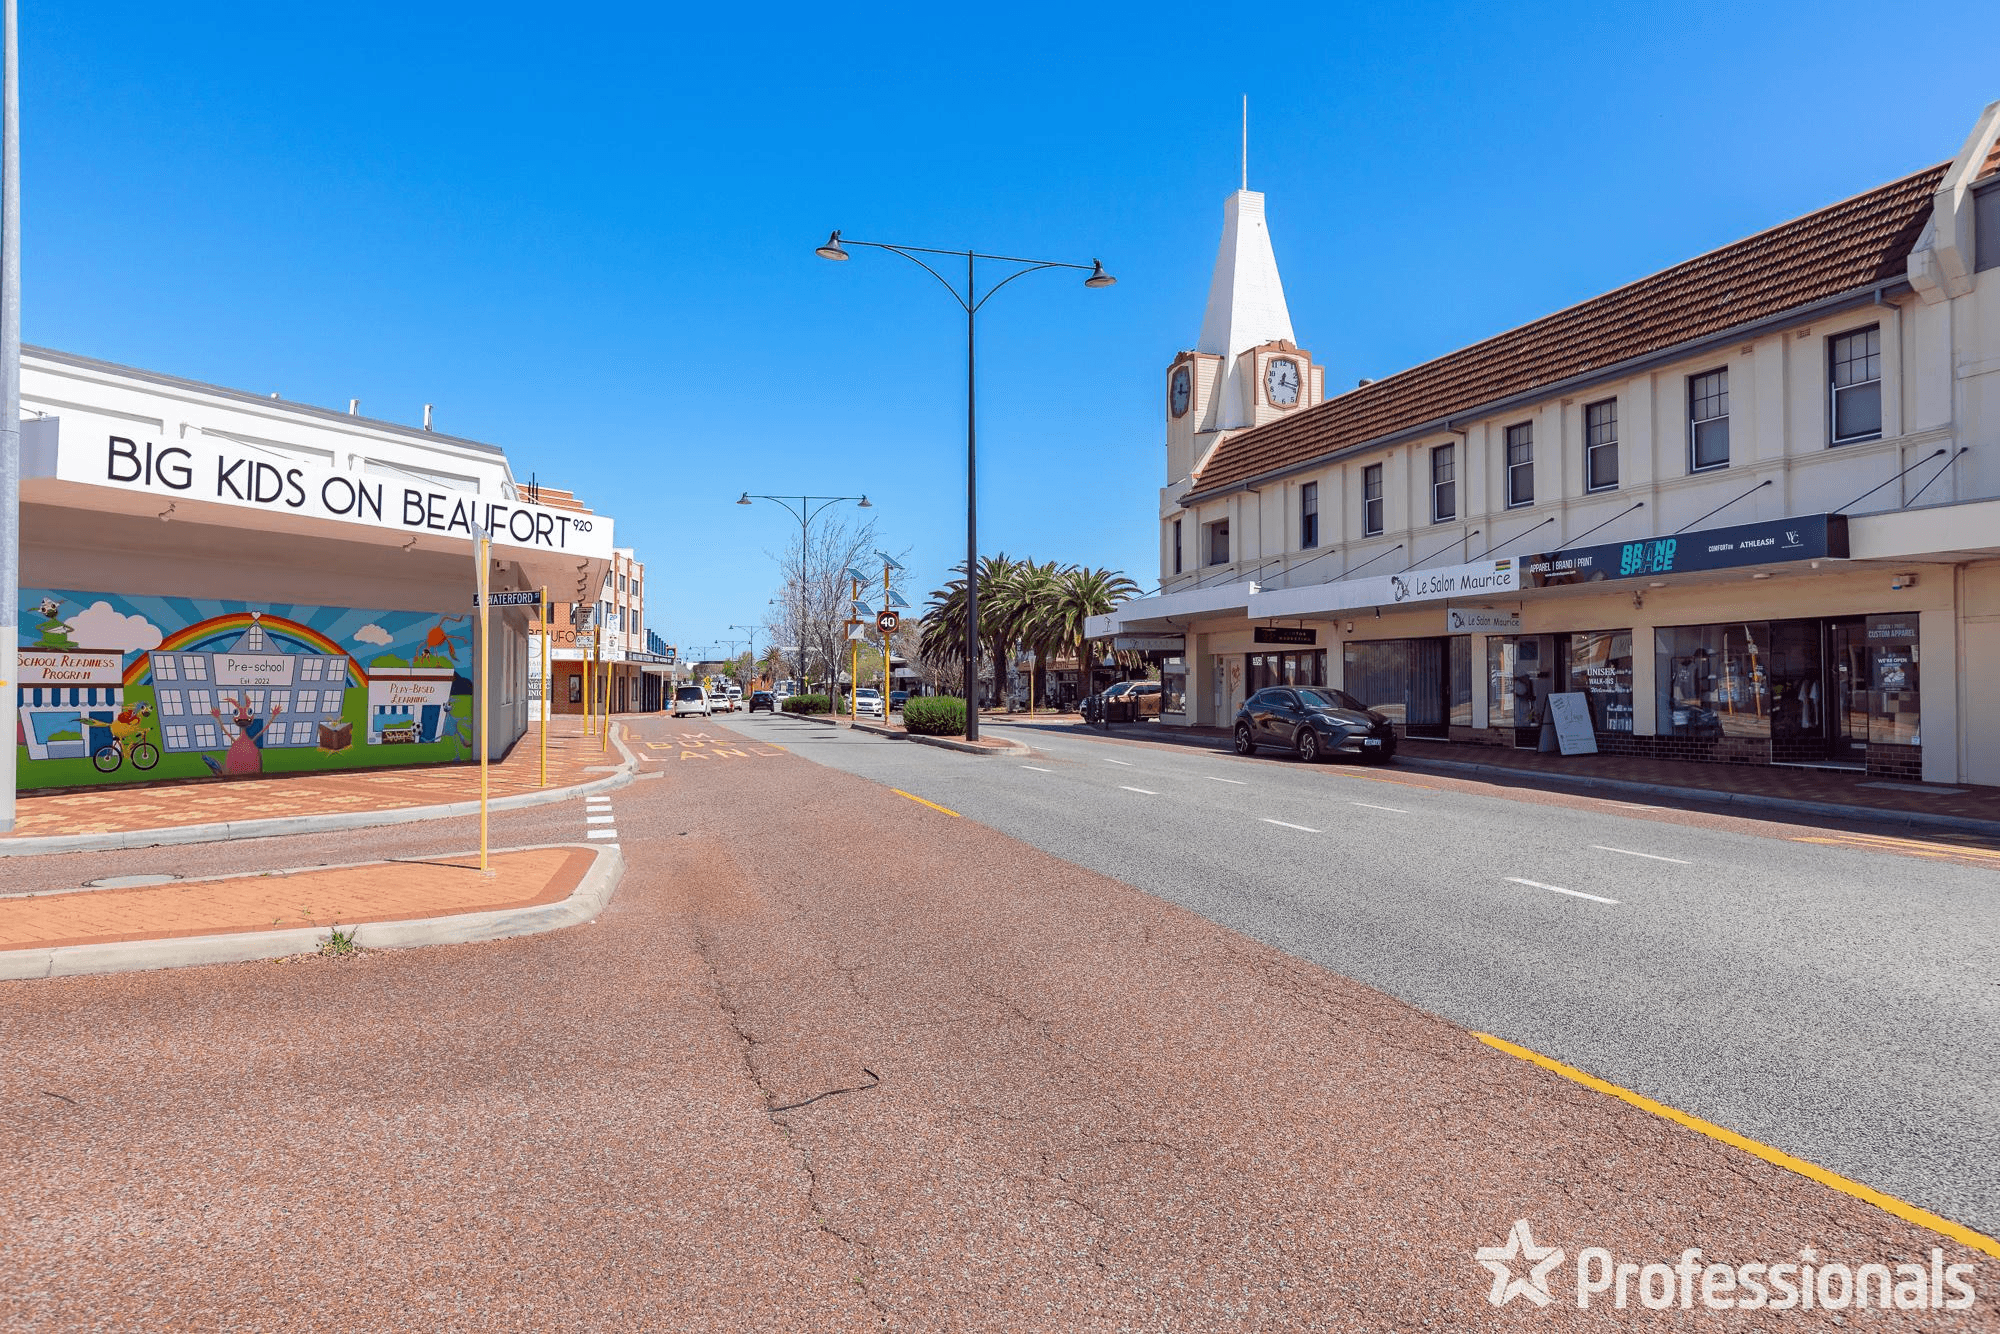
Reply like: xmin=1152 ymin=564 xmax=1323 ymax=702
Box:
xmin=816 ymin=230 xmax=850 ymax=261
xmin=1084 ymin=259 xmax=1116 ymax=288
xmin=857 ymin=494 xmax=872 ymax=508
xmin=736 ymin=491 xmax=752 ymax=505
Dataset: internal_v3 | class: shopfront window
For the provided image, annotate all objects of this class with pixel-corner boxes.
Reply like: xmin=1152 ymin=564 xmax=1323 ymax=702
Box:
xmin=1247 ymin=650 xmax=1325 ymax=694
xmin=1344 ymin=641 xmax=1409 ymax=722
xmin=1450 ymin=637 xmax=1472 ymax=727
xmin=1160 ymin=656 xmax=1187 ymax=716
xmin=1488 ymin=637 xmax=1523 ymax=728
xmin=1657 ymin=623 xmax=1770 ymax=738
xmin=1567 ymin=630 xmax=1634 ymax=733
xmin=1864 ymin=615 xmax=1920 ymax=746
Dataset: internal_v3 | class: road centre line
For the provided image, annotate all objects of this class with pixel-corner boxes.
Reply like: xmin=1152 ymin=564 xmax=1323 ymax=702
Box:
xmin=1506 ymin=876 xmax=1619 ymax=905
xmin=1261 ymin=818 xmax=1319 ymax=833
xmin=1104 ymin=758 xmax=1134 ymax=766
xmin=1349 ymin=802 xmax=1409 ymax=814
xmin=1120 ymin=785 xmax=1160 ymax=795
xmin=1591 ymin=845 xmax=1691 ymax=864
xmin=1474 ymin=1032 xmax=2000 ymax=1260
xmin=1020 ymin=765 xmax=1053 ymax=773
xmin=892 ymin=789 xmax=961 ymax=818
xmin=1206 ymin=776 xmax=1247 ymax=785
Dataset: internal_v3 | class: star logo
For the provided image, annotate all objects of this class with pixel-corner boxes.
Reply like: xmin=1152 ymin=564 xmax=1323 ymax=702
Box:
xmin=1476 ymin=1219 xmax=1567 ymax=1307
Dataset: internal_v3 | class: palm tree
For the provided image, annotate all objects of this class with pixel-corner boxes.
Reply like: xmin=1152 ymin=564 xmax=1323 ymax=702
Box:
xmin=987 ymin=558 xmax=1063 ymax=712
xmin=919 ymin=554 xmax=1018 ymax=707
xmin=1043 ymin=565 xmax=1141 ymax=706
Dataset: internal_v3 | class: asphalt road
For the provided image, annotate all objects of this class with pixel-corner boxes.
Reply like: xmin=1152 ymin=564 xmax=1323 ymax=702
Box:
xmin=718 ymin=712 xmax=2000 ymax=1238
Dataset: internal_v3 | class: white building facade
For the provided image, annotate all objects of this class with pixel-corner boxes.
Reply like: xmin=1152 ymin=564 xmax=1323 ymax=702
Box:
xmin=1095 ymin=100 xmax=2000 ymax=787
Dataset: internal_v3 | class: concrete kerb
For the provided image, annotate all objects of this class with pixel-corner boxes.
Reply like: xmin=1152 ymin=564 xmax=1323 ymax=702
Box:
xmin=0 ymin=724 xmax=643 ymax=858
xmin=790 ymin=712 xmax=1032 ymax=755
xmin=0 ymin=842 xmax=625 ymax=981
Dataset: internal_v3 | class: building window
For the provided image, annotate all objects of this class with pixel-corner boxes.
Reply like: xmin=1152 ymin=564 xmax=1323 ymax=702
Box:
xmin=1363 ymin=464 xmax=1384 ymax=537
xmin=193 ymin=723 xmax=218 ymax=748
xmin=1585 ymin=399 xmax=1619 ymax=491
xmin=181 ymin=655 xmax=208 ymax=680
xmin=1505 ymin=423 xmax=1534 ymax=507
xmin=1173 ymin=519 xmax=1183 ymax=574
xmin=1829 ymin=325 xmax=1882 ymax=445
xmin=153 ymin=657 xmax=178 ymax=682
xmin=157 ymin=690 xmax=184 ymax=716
xmin=1689 ymin=369 xmax=1729 ymax=470
xmin=1300 ymin=482 xmax=1319 ymax=549
xmin=1430 ymin=445 xmax=1456 ymax=522
xmin=569 ymin=674 xmax=583 ymax=704
xmin=189 ymin=689 xmax=214 ymax=714
xmin=164 ymin=725 xmax=189 ymax=748
xmin=1206 ymin=519 xmax=1230 ymax=566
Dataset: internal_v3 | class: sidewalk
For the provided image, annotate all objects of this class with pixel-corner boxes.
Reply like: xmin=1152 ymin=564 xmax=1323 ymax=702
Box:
xmin=988 ymin=714 xmax=2000 ymax=835
xmin=2 ymin=716 xmax=632 ymax=855
xmin=0 ymin=843 xmax=620 ymax=980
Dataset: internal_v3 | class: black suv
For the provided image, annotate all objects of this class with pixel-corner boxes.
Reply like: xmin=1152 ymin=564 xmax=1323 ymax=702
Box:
xmin=747 ymin=690 xmax=776 ymax=713
xmin=1234 ymin=686 xmax=1396 ymax=764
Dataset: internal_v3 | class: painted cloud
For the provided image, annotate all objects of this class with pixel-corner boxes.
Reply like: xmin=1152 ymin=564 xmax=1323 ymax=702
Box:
xmin=352 ymin=623 xmax=394 ymax=646
xmin=66 ymin=601 xmax=164 ymax=653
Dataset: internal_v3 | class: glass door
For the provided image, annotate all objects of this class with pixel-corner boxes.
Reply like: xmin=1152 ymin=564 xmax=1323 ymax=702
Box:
xmin=1826 ymin=619 xmax=1868 ymax=766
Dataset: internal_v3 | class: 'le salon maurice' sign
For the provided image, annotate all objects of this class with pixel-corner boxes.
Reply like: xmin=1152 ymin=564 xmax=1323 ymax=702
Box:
xmin=27 ymin=416 xmax=614 ymax=560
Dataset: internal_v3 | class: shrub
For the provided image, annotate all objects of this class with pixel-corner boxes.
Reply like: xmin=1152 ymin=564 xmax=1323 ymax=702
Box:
xmin=783 ymin=693 xmax=831 ymax=715
xmin=901 ymin=696 xmax=966 ymax=736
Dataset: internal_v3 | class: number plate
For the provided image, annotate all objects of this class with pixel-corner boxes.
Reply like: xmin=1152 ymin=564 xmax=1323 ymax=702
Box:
xmin=1361 ymin=738 xmax=1383 ymax=747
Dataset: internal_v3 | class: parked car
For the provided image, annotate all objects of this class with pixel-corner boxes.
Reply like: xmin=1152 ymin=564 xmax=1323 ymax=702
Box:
xmin=710 ymin=685 xmax=738 ymax=713
xmin=672 ymin=685 xmax=712 ymax=718
xmin=888 ymin=690 xmax=909 ymax=712
xmin=748 ymin=690 xmax=775 ymax=713
xmin=1233 ymin=686 xmax=1395 ymax=764
xmin=1080 ymin=680 xmax=1135 ymax=723
xmin=727 ymin=685 xmax=744 ymax=710
xmin=1083 ymin=680 xmax=1162 ymax=723
xmin=852 ymin=687 xmax=886 ymax=719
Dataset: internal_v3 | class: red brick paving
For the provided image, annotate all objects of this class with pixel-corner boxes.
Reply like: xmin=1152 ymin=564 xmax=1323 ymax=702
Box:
xmin=0 ymin=846 xmax=594 ymax=950
xmin=4 ymin=715 xmax=624 ymax=841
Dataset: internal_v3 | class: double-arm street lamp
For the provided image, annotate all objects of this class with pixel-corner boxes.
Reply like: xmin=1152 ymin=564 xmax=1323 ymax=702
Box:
xmin=815 ymin=232 xmax=1113 ymax=742
xmin=737 ymin=492 xmax=870 ymax=698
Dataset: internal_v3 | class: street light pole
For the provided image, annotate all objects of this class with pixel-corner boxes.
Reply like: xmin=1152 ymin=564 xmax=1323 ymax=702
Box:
xmin=0 ymin=0 xmax=19 ymax=832
xmin=738 ymin=492 xmax=869 ymax=699
xmin=815 ymin=232 xmax=1114 ymax=742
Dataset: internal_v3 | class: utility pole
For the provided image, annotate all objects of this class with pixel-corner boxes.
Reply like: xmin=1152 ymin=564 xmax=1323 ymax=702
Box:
xmin=0 ymin=0 xmax=21 ymax=832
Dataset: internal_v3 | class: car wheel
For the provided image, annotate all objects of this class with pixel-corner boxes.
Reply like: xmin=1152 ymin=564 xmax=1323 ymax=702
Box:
xmin=1295 ymin=727 xmax=1320 ymax=763
xmin=1233 ymin=723 xmax=1256 ymax=756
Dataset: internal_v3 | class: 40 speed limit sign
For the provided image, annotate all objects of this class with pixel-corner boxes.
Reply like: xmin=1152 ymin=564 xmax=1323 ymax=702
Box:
xmin=876 ymin=610 xmax=900 ymax=634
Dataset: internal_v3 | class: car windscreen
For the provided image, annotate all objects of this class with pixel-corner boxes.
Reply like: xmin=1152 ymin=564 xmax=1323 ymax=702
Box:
xmin=1296 ymin=687 xmax=1365 ymax=712
xmin=675 ymin=687 xmax=704 ymax=700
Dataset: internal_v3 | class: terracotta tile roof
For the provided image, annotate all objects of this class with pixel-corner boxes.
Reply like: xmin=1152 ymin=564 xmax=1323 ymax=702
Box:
xmin=1980 ymin=137 xmax=2000 ymax=181
xmin=1188 ymin=162 xmax=1947 ymax=499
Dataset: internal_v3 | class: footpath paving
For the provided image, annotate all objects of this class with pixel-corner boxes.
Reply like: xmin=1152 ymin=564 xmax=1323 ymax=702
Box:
xmin=0 ymin=715 xmax=632 ymax=854
xmin=3 ymin=710 xmax=1989 ymax=1329
xmin=991 ymin=714 xmax=2000 ymax=835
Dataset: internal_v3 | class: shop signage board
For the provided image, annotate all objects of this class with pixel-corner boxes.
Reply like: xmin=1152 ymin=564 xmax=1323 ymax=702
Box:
xmin=1446 ymin=608 xmax=1521 ymax=634
xmin=27 ymin=413 xmax=615 ymax=560
xmin=1250 ymin=558 xmax=1519 ymax=619
xmin=1524 ymin=514 xmax=1847 ymax=588
xmin=1254 ymin=626 xmax=1316 ymax=645
xmin=1547 ymin=692 xmax=1599 ymax=755
xmin=1113 ymin=635 xmax=1186 ymax=652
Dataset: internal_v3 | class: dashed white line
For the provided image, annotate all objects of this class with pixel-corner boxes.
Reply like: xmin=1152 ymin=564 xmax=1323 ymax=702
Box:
xmin=1262 ymin=818 xmax=1320 ymax=833
xmin=1349 ymin=801 xmax=1409 ymax=814
xmin=1021 ymin=765 xmax=1054 ymax=773
xmin=1506 ymin=876 xmax=1620 ymax=905
xmin=1591 ymin=845 xmax=1691 ymax=865
xmin=586 ymin=815 xmax=616 ymax=825
xmin=1119 ymin=785 xmax=1160 ymax=795
xmin=1206 ymin=776 xmax=1247 ymax=785
xmin=1104 ymin=758 xmax=1135 ymax=767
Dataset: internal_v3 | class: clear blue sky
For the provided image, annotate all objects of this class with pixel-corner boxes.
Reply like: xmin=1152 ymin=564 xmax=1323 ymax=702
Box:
xmin=24 ymin=2 xmax=1994 ymax=655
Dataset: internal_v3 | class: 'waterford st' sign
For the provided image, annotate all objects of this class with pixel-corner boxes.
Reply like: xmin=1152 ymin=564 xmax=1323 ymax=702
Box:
xmin=1525 ymin=514 xmax=1846 ymax=588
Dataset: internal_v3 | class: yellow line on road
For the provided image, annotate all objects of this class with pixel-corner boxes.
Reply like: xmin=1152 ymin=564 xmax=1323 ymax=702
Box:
xmin=892 ymin=789 xmax=960 ymax=818
xmin=1474 ymin=1032 xmax=2000 ymax=1259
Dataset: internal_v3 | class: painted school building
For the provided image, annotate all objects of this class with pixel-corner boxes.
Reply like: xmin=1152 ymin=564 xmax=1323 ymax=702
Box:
xmin=12 ymin=346 xmax=614 ymax=792
xmin=1092 ymin=98 xmax=2000 ymax=787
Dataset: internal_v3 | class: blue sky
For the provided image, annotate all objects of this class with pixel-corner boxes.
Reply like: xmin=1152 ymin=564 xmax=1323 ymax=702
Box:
xmin=24 ymin=2 xmax=1995 ymax=655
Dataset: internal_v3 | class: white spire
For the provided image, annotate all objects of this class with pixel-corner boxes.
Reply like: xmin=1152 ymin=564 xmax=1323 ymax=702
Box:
xmin=1196 ymin=185 xmax=1295 ymax=430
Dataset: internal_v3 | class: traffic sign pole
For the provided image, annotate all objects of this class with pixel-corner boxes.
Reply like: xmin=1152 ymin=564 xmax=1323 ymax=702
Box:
xmin=476 ymin=533 xmax=491 ymax=873
xmin=539 ymin=586 xmax=548 ymax=787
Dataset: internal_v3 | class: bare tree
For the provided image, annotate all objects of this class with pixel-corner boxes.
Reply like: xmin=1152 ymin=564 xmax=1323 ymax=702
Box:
xmin=762 ymin=512 xmax=913 ymax=696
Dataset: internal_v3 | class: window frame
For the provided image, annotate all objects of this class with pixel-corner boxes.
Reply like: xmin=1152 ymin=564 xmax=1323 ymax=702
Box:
xmin=1827 ymin=324 xmax=1883 ymax=446
xmin=1206 ymin=518 xmax=1230 ymax=567
xmin=1584 ymin=398 xmax=1619 ymax=492
xmin=1173 ymin=518 xmax=1183 ymax=574
xmin=1430 ymin=444 xmax=1456 ymax=523
xmin=1688 ymin=368 xmax=1730 ymax=472
xmin=1504 ymin=422 xmax=1534 ymax=508
xmin=1300 ymin=481 xmax=1319 ymax=549
xmin=1362 ymin=463 xmax=1385 ymax=537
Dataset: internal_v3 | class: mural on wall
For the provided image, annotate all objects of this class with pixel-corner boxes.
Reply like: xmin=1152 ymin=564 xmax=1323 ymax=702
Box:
xmin=14 ymin=589 xmax=476 ymax=790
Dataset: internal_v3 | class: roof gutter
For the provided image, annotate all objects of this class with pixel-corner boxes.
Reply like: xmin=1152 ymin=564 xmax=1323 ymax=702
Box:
xmin=1180 ymin=279 xmax=1912 ymax=508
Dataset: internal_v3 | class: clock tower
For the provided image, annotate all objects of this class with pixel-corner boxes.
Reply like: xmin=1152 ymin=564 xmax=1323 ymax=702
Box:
xmin=1163 ymin=186 xmax=1321 ymax=565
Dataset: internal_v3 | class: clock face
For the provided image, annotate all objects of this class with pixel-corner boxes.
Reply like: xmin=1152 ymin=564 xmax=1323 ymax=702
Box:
xmin=1170 ymin=366 xmax=1192 ymax=417
xmin=1265 ymin=357 xmax=1301 ymax=407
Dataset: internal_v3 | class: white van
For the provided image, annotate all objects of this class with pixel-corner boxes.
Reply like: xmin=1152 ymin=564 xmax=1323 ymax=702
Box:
xmin=672 ymin=685 xmax=712 ymax=718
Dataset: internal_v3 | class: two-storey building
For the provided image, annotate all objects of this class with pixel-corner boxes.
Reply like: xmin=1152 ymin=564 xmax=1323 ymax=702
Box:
xmin=1092 ymin=99 xmax=2000 ymax=786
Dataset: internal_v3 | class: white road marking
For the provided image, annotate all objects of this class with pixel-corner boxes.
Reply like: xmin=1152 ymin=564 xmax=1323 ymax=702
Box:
xmin=1262 ymin=818 xmax=1320 ymax=833
xmin=1506 ymin=876 xmax=1620 ymax=905
xmin=1104 ymin=758 xmax=1134 ymax=767
xmin=586 ymin=815 xmax=616 ymax=825
xmin=587 ymin=830 xmax=620 ymax=840
xmin=1021 ymin=765 xmax=1054 ymax=773
xmin=1591 ymin=845 xmax=1691 ymax=865
xmin=1206 ymin=776 xmax=1247 ymax=785
xmin=1349 ymin=801 xmax=1409 ymax=814
xmin=1120 ymin=785 xmax=1160 ymax=795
